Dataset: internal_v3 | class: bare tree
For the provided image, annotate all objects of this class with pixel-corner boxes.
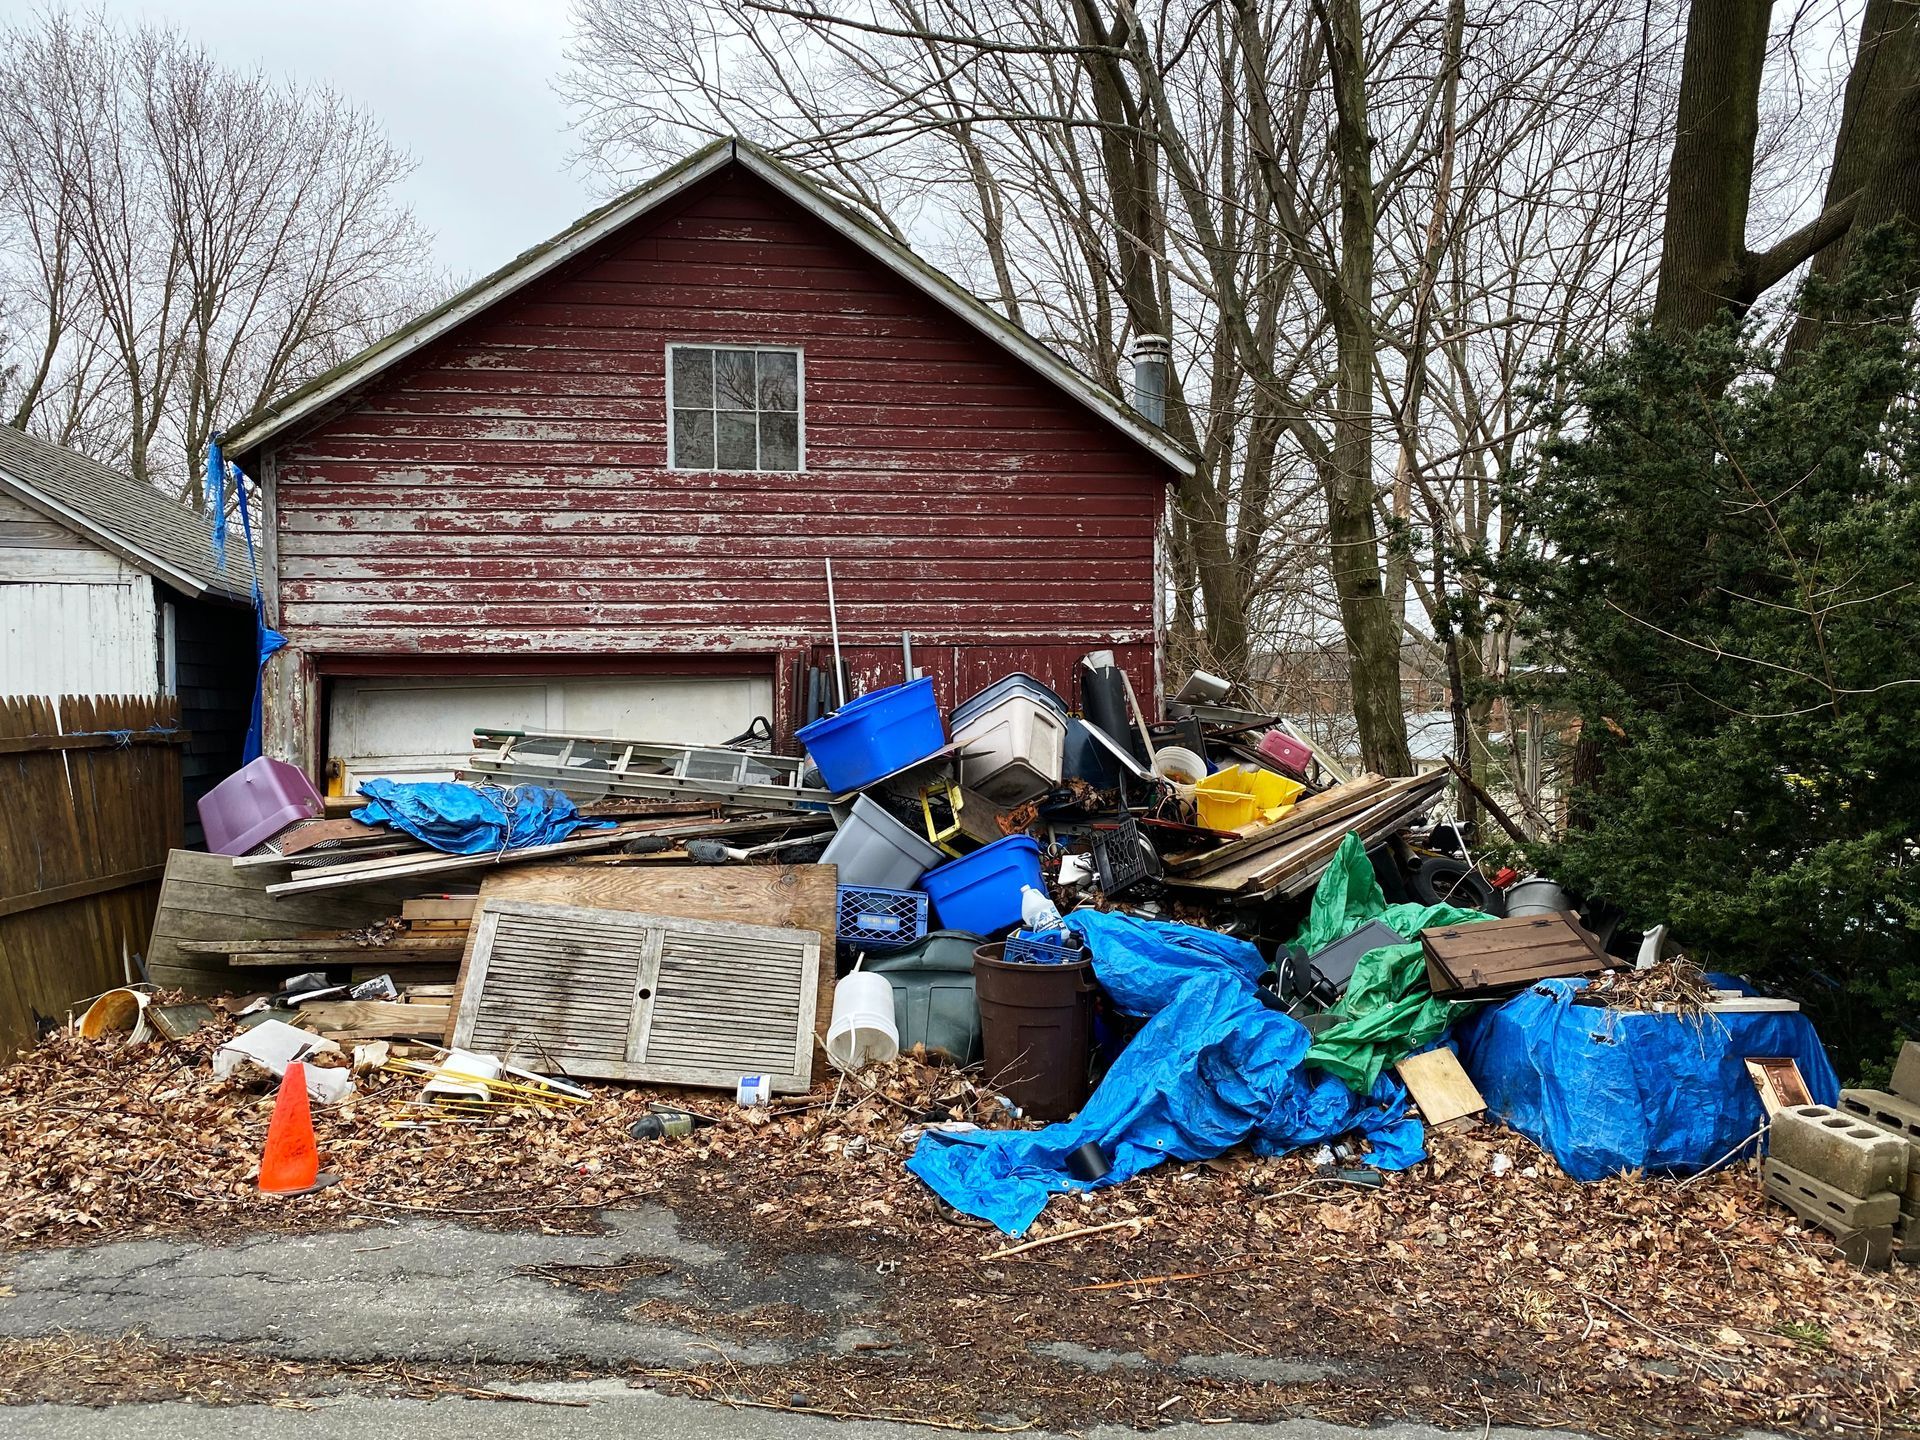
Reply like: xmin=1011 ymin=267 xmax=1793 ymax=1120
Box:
xmin=562 ymin=0 xmax=1674 ymax=773
xmin=0 ymin=9 xmax=438 ymax=502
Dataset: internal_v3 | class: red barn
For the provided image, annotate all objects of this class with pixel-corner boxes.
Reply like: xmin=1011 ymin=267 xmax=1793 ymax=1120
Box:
xmin=228 ymin=140 xmax=1189 ymax=789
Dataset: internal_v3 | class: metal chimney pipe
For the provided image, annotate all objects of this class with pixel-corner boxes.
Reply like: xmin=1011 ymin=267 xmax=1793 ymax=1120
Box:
xmin=1130 ymin=334 xmax=1171 ymax=428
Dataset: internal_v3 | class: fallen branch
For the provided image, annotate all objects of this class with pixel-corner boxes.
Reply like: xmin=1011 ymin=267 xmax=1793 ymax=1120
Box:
xmin=1070 ymin=1258 xmax=1271 ymax=1292
xmin=981 ymin=1217 xmax=1145 ymax=1260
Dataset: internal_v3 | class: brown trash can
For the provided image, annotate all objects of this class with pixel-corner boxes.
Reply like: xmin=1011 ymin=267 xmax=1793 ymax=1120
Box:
xmin=973 ymin=942 xmax=1097 ymax=1121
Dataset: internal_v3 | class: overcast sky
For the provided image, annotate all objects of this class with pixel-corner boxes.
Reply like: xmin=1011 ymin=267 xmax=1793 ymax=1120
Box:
xmin=88 ymin=0 xmax=600 ymax=281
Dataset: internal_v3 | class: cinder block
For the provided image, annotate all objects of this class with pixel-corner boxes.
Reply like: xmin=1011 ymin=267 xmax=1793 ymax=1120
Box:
xmin=1769 ymin=1104 xmax=1909 ymax=1197
xmin=1893 ymin=1042 xmax=1920 ymax=1104
xmin=1839 ymin=1088 xmax=1920 ymax=1142
xmin=1899 ymin=1215 xmax=1920 ymax=1265
xmin=1833 ymin=1226 xmax=1896 ymax=1269
xmin=1763 ymin=1157 xmax=1901 ymax=1230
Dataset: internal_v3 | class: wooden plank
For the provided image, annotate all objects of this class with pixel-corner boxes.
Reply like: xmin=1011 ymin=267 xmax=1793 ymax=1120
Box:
xmin=295 ymin=999 xmax=451 ymax=1038
xmin=451 ymin=862 xmax=839 ymax=1080
xmin=147 ymin=849 xmax=422 ymax=995
xmin=403 ymin=897 xmax=479 ymax=922
xmin=0 ymin=864 xmax=166 ymax=920
xmin=227 ymin=949 xmax=468 ymax=968
xmin=262 ymin=824 xmax=657 ymax=896
xmin=1394 ymin=1049 xmax=1486 ymax=1129
xmin=1163 ymin=775 xmax=1392 ymax=875
xmin=1167 ymin=778 xmax=1444 ymax=895
xmin=0 ymin=729 xmax=187 ymax=755
xmin=176 ymin=935 xmax=466 ymax=956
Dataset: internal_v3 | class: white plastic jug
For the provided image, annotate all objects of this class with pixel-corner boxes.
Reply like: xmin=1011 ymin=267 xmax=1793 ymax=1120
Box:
xmin=825 ymin=969 xmax=900 ymax=1072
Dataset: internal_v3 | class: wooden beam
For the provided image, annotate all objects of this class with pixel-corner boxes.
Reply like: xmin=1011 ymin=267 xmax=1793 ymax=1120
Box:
xmin=0 ymin=730 xmax=187 ymax=755
xmin=0 ymin=863 xmax=165 ymax=920
xmin=1443 ymin=757 xmax=1530 ymax=845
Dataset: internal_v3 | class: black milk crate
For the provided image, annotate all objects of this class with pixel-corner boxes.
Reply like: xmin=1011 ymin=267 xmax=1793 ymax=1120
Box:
xmin=1091 ymin=816 xmax=1162 ymax=895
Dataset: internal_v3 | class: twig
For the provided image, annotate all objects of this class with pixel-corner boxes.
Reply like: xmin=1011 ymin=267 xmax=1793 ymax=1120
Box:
xmin=980 ymin=1217 xmax=1145 ymax=1259
xmin=1675 ymin=1125 xmax=1766 ymax=1190
xmin=1577 ymin=1289 xmax=1738 ymax=1376
xmin=1071 ymin=1258 xmax=1273 ymax=1292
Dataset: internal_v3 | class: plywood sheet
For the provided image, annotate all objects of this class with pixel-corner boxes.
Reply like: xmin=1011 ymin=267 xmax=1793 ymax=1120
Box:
xmin=1394 ymin=1048 xmax=1486 ymax=1129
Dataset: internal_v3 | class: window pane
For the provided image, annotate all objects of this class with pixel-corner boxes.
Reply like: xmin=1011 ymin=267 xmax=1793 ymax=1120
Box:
xmin=670 ymin=348 xmax=713 ymax=407
xmin=715 ymin=410 xmax=758 ymax=469
xmin=757 ymin=351 xmax=799 ymax=411
xmin=672 ymin=408 xmax=714 ymax=469
xmin=759 ymin=412 xmax=799 ymax=471
xmin=714 ymin=349 xmax=758 ymax=410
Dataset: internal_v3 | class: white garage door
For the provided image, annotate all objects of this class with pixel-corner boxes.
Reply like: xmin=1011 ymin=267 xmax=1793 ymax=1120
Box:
xmin=327 ymin=673 xmax=773 ymax=791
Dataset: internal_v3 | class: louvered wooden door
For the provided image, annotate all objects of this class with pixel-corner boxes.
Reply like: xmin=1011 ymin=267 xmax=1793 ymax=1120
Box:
xmin=453 ymin=899 xmax=819 ymax=1092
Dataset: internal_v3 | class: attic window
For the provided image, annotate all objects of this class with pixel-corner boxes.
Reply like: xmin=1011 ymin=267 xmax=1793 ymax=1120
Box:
xmin=667 ymin=345 xmax=803 ymax=472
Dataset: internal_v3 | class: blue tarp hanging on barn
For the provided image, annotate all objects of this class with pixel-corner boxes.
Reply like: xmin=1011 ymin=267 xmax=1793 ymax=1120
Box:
xmin=1454 ymin=977 xmax=1840 ymax=1180
xmin=905 ymin=909 xmax=1426 ymax=1235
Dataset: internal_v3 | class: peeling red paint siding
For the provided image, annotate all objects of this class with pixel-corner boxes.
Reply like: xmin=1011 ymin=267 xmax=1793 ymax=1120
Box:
xmin=262 ymin=167 xmax=1166 ymax=723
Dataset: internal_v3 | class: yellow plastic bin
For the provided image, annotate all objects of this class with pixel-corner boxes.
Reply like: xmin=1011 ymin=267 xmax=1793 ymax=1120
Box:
xmin=1195 ymin=765 xmax=1305 ymax=830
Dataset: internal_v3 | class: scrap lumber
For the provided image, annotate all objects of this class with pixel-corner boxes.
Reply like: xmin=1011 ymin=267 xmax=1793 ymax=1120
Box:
xmin=146 ymin=850 xmax=420 ymax=994
xmin=261 ymin=822 xmax=661 ymax=896
xmin=1746 ymin=1057 xmax=1814 ymax=1117
xmin=1163 ymin=774 xmax=1393 ymax=876
xmin=176 ymin=935 xmax=468 ymax=956
xmin=450 ymin=862 xmax=840 ymax=1076
xmin=294 ymin=999 xmax=451 ymax=1041
xmin=1394 ymin=1049 xmax=1486 ymax=1129
xmin=1165 ymin=772 xmax=1448 ymax=899
xmin=402 ymin=897 xmax=478 ymax=922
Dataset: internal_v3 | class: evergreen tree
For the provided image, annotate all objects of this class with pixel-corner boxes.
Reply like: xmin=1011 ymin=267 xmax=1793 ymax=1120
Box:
xmin=1499 ymin=241 xmax=1920 ymax=1079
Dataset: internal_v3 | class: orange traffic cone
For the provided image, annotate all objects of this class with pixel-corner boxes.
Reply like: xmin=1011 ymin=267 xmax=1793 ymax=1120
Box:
xmin=257 ymin=1060 xmax=328 ymax=1195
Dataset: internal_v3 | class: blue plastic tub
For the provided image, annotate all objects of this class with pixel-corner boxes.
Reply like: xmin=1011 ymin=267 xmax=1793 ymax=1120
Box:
xmin=797 ymin=677 xmax=946 ymax=793
xmin=950 ymin=673 xmax=1067 ymax=732
xmin=922 ymin=835 xmax=1044 ymax=935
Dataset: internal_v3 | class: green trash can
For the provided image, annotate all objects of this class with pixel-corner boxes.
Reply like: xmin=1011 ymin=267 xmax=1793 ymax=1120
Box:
xmin=866 ymin=930 xmax=986 ymax=1064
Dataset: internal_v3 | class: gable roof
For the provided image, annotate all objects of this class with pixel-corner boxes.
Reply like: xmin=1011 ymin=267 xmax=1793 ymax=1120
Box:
xmin=0 ymin=424 xmax=250 ymax=603
xmin=224 ymin=139 xmax=1195 ymax=478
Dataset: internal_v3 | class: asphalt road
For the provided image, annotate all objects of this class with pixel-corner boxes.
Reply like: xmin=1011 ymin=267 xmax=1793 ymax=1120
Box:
xmin=6 ymin=1384 xmax=1601 ymax=1440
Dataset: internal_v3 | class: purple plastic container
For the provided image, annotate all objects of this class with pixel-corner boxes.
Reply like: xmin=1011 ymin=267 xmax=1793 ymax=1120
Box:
xmin=199 ymin=756 xmax=325 ymax=855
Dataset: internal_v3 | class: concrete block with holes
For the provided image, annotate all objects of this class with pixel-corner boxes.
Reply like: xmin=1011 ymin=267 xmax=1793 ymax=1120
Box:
xmin=1762 ymin=1158 xmax=1900 ymax=1230
xmin=1897 ymin=1213 xmax=1919 ymax=1266
xmin=1767 ymin=1104 xmax=1910 ymax=1198
xmin=1839 ymin=1088 xmax=1920 ymax=1177
xmin=1894 ymin=1042 xmax=1920 ymax=1104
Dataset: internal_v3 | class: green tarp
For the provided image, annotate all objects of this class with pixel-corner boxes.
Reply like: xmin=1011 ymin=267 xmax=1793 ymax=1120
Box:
xmin=1295 ymin=834 xmax=1492 ymax=1091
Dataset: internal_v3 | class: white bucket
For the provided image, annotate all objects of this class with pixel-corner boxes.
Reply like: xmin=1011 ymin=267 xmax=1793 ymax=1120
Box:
xmin=826 ymin=970 xmax=900 ymax=1072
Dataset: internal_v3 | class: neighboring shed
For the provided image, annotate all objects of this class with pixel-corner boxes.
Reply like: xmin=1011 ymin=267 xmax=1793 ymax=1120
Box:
xmin=228 ymin=139 xmax=1190 ymax=789
xmin=0 ymin=424 xmax=257 ymax=842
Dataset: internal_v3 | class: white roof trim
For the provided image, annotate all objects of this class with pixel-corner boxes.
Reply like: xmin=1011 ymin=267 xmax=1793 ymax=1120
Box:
xmin=0 ymin=469 xmax=223 ymax=601
xmin=226 ymin=141 xmax=1194 ymax=477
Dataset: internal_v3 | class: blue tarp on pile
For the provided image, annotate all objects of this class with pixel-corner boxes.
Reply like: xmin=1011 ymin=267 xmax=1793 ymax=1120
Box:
xmin=1454 ymin=977 xmax=1841 ymax=1180
xmin=352 ymin=780 xmax=610 ymax=856
xmin=905 ymin=909 xmax=1426 ymax=1235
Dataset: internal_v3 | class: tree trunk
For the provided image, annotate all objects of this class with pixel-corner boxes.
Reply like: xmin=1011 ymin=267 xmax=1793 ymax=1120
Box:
xmin=1786 ymin=0 xmax=1920 ymax=356
xmin=1650 ymin=0 xmax=1773 ymax=334
xmin=1318 ymin=0 xmax=1413 ymax=776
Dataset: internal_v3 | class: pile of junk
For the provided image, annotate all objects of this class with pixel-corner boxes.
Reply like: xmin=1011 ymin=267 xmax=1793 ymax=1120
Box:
xmin=93 ymin=652 xmax=1916 ymax=1260
xmin=780 ymin=657 xmax=1910 ymax=1257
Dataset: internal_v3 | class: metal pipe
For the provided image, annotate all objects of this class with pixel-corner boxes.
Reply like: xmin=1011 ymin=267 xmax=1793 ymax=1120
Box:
xmin=825 ymin=557 xmax=846 ymax=707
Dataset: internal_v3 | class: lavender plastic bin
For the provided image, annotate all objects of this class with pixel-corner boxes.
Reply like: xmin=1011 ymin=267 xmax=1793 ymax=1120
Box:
xmin=199 ymin=756 xmax=326 ymax=856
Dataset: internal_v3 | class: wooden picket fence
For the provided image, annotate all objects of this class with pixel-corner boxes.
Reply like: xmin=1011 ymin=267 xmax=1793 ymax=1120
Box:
xmin=0 ymin=695 xmax=185 ymax=1054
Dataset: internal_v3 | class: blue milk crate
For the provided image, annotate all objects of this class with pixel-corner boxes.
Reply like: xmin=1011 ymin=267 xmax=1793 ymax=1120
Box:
xmin=1002 ymin=928 xmax=1088 ymax=966
xmin=836 ymin=885 xmax=931 ymax=951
